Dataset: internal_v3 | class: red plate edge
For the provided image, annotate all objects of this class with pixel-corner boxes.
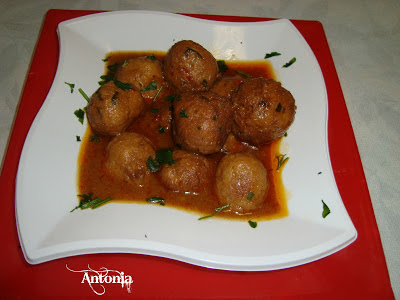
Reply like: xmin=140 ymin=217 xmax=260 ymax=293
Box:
xmin=0 ymin=9 xmax=393 ymax=298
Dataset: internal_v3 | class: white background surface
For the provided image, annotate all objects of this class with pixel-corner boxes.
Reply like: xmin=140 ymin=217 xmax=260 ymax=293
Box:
xmin=0 ymin=0 xmax=399 ymax=296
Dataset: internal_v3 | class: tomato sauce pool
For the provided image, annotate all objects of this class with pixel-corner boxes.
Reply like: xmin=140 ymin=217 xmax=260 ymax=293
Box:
xmin=77 ymin=51 xmax=289 ymax=221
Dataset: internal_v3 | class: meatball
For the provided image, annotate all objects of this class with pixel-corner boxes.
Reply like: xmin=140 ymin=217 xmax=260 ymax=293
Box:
xmin=173 ymin=92 xmax=233 ymax=155
xmin=163 ymin=40 xmax=219 ymax=93
xmin=104 ymin=132 xmax=155 ymax=183
xmin=232 ymin=78 xmax=296 ymax=145
xmin=215 ymin=153 xmax=268 ymax=213
xmin=87 ymin=81 xmax=144 ymax=136
xmin=159 ymin=150 xmax=210 ymax=193
xmin=114 ymin=56 xmax=167 ymax=102
xmin=210 ymin=76 xmax=244 ymax=100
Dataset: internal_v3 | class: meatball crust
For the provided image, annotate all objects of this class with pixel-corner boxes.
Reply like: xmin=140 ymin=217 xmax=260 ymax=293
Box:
xmin=163 ymin=40 xmax=219 ymax=93
xmin=115 ymin=56 xmax=167 ymax=102
xmin=159 ymin=150 xmax=210 ymax=193
xmin=104 ymin=132 xmax=155 ymax=183
xmin=215 ymin=153 xmax=268 ymax=213
xmin=232 ymin=78 xmax=296 ymax=145
xmin=173 ymin=92 xmax=233 ymax=155
xmin=87 ymin=81 xmax=144 ymax=136
xmin=210 ymin=76 xmax=244 ymax=100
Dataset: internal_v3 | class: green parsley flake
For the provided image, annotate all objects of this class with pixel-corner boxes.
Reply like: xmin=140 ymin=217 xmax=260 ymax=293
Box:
xmin=264 ymin=52 xmax=281 ymax=59
xmin=283 ymin=57 xmax=296 ymax=68
xmin=179 ymin=109 xmax=189 ymax=118
xmin=78 ymin=88 xmax=90 ymax=102
xmin=71 ymin=193 xmax=113 ymax=212
xmin=74 ymin=108 xmax=85 ymax=124
xmin=247 ymin=191 xmax=255 ymax=201
xmin=322 ymin=200 xmax=331 ymax=218
xmin=248 ymin=220 xmax=257 ymax=228
xmin=64 ymin=82 xmax=75 ymax=93
xmin=141 ymin=81 xmax=157 ymax=92
xmin=198 ymin=204 xmax=230 ymax=220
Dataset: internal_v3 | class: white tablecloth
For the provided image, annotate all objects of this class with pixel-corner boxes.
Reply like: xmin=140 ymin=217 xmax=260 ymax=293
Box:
xmin=1 ymin=0 xmax=399 ymax=296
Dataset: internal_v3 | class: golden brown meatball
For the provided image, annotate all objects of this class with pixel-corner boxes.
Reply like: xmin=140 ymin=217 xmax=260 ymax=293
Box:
xmin=104 ymin=132 xmax=155 ymax=183
xmin=115 ymin=56 xmax=167 ymax=102
xmin=210 ymin=76 xmax=244 ymax=100
xmin=87 ymin=81 xmax=144 ymax=136
xmin=159 ymin=150 xmax=210 ymax=193
xmin=173 ymin=92 xmax=233 ymax=155
xmin=163 ymin=40 xmax=219 ymax=93
xmin=232 ymin=78 xmax=296 ymax=145
xmin=215 ymin=152 xmax=268 ymax=213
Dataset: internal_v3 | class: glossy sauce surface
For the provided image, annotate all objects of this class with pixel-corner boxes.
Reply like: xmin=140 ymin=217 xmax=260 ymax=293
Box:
xmin=77 ymin=51 xmax=289 ymax=221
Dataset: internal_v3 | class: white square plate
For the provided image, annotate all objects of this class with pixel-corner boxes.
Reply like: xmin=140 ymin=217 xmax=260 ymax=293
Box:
xmin=16 ymin=11 xmax=356 ymax=270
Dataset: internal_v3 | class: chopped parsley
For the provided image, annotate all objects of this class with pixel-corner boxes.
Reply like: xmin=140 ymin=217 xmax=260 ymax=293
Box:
xmin=78 ymin=88 xmax=90 ymax=102
xmin=247 ymin=191 xmax=255 ymax=201
xmin=122 ymin=60 xmax=129 ymax=67
xmin=107 ymin=63 xmax=119 ymax=72
xmin=76 ymin=135 xmax=81 ymax=142
xmin=141 ymin=81 xmax=157 ymax=92
xmin=74 ymin=108 xmax=85 ymax=124
xmin=146 ymin=156 xmax=160 ymax=173
xmin=153 ymin=86 xmax=163 ymax=102
xmin=114 ymin=79 xmax=133 ymax=91
xmin=146 ymin=54 xmax=156 ymax=61
xmin=158 ymin=126 xmax=167 ymax=134
xmin=156 ymin=148 xmax=175 ymax=165
xmin=64 ymin=82 xmax=75 ymax=93
xmin=322 ymin=200 xmax=331 ymax=218
xmin=165 ymin=94 xmax=177 ymax=102
xmin=275 ymin=154 xmax=289 ymax=170
xmin=198 ymin=204 xmax=230 ymax=220
xmin=146 ymin=197 xmax=165 ymax=206
xmin=217 ymin=60 xmax=229 ymax=73
xmin=283 ymin=57 xmax=296 ymax=68
xmin=71 ymin=193 xmax=113 ymax=212
xmin=235 ymin=69 xmax=251 ymax=78
xmin=150 ymin=108 xmax=159 ymax=113
xmin=248 ymin=220 xmax=258 ymax=228
xmin=102 ymin=56 xmax=111 ymax=62
xmin=89 ymin=134 xmax=100 ymax=142
xmin=264 ymin=52 xmax=281 ymax=59
xmin=179 ymin=109 xmax=189 ymax=118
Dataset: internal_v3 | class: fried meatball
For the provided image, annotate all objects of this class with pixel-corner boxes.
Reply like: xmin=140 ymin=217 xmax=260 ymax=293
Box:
xmin=104 ymin=132 xmax=155 ymax=183
xmin=232 ymin=78 xmax=296 ymax=145
xmin=87 ymin=81 xmax=144 ymax=136
xmin=173 ymin=92 xmax=233 ymax=155
xmin=163 ymin=40 xmax=219 ymax=93
xmin=210 ymin=76 xmax=244 ymax=100
xmin=115 ymin=56 xmax=167 ymax=102
xmin=159 ymin=150 xmax=210 ymax=193
xmin=215 ymin=152 xmax=268 ymax=213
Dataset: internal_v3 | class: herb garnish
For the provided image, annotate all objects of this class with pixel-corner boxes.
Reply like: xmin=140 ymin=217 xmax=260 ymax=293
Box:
xmin=153 ymin=86 xmax=163 ymax=102
xmin=146 ymin=54 xmax=156 ymax=61
xmin=146 ymin=149 xmax=175 ymax=172
xmin=247 ymin=191 xmax=255 ymax=201
xmin=248 ymin=220 xmax=258 ymax=228
xmin=76 ymin=135 xmax=81 ymax=142
xmin=283 ymin=57 xmax=296 ymax=68
xmin=141 ymin=81 xmax=157 ymax=92
xmin=198 ymin=204 xmax=230 ymax=220
xmin=235 ymin=69 xmax=251 ymax=78
xmin=74 ymin=108 xmax=85 ymax=124
xmin=275 ymin=154 xmax=289 ymax=170
xmin=122 ymin=60 xmax=129 ymax=67
xmin=102 ymin=56 xmax=111 ymax=62
xmin=114 ymin=79 xmax=133 ymax=91
xmin=107 ymin=63 xmax=119 ymax=72
xmin=322 ymin=200 xmax=330 ymax=218
xmin=165 ymin=94 xmax=177 ymax=102
xmin=65 ymin=82 xmax=75 ymax=93
xmin=217 ymin=60 xmax=229 ymax=73
xmin=71 ymin=193 xmax=113 ymax=212
xmin=150 ymin=108 xmax=159 ymax=113
xmin=90 ymin=134 xmax=100 ymax=142
xmin=78 ymin=88 xmax=90 ymax=102
xmin=158 ymin=126 xmax=167 ymax=134
xmin=146 ymin=197 xmax=165 ymax=206
xmin=146 ymin=156 xmax=160 ymax=172
xmin=264 ymin=52 xmax=281 ymax=59
xmin=179 ymin=109 xmax=189 ymax=118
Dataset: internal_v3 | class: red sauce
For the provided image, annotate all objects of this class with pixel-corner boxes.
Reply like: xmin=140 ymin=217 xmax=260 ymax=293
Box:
xmin=77 ymin=51 xmax=288 ymax=221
